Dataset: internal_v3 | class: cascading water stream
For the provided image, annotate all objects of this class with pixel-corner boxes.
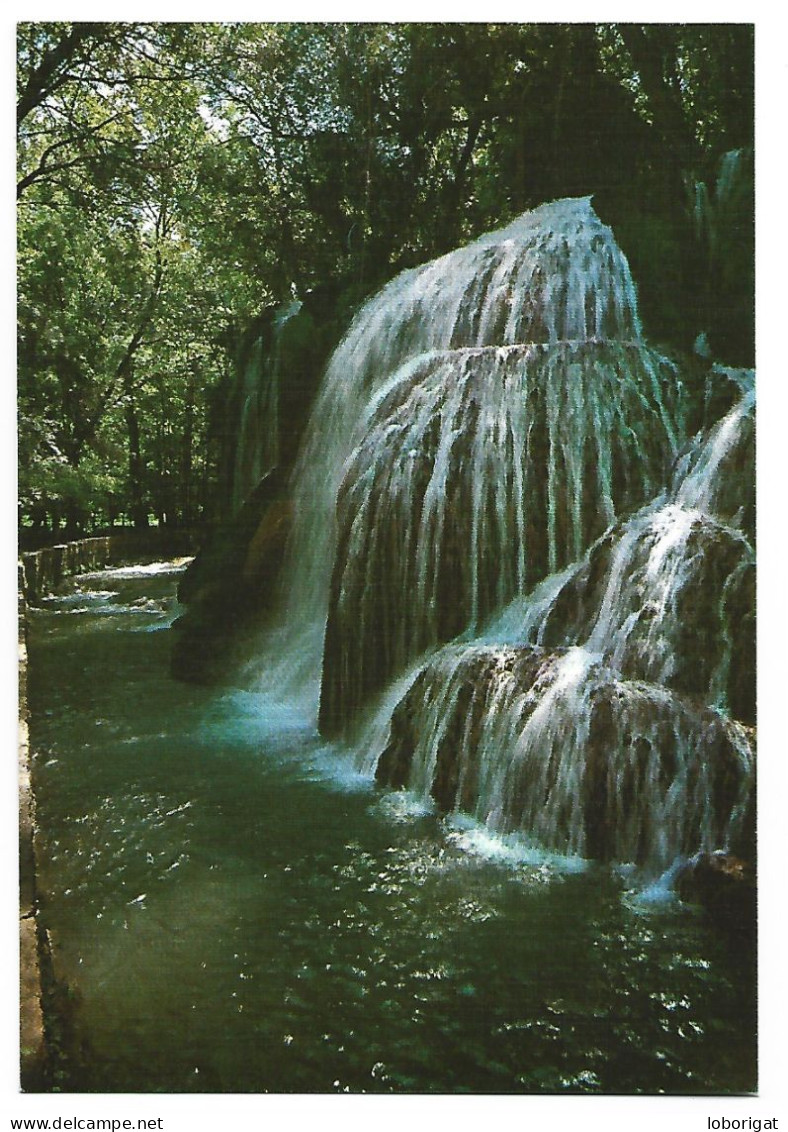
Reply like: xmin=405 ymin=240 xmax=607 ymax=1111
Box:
xmin=319 ymin=340 xmax=683 ymax=733
xmin=675 ymin=380 xmax=755 ymax=518
xmin=233 ymin=195 xmax=753 ymax=881
xmin=247 ymin=197 xmax=673 ymax=720
xmin=232 ymin=300 xmax=303 ymax=513
xmin=535 ymin=381 xmax=755 ymax=712
xmin=371 ymin=388 xmax=755 ymax=876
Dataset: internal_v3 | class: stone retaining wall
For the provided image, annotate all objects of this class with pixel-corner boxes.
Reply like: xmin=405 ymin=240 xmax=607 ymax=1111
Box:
xmin=21 ymin=528 xmax=200 ymax=604
xmin=19 ymin=567 xmax=46 ymax=1090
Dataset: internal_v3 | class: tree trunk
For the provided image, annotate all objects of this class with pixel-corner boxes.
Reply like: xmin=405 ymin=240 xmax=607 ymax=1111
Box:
xmin=124 ymin=375 xmax=148 ymax=530
xmin=180 ymin=368 xmax=196 ymax=526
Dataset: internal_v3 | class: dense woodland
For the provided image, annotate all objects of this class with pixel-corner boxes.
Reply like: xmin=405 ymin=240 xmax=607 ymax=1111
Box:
xmin=17 ymin=22 xmax=754 ymax=545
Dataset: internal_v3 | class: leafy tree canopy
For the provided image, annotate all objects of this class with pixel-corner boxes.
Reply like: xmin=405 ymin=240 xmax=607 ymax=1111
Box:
xmin=17 ymin=21 xmax=754 ymax=542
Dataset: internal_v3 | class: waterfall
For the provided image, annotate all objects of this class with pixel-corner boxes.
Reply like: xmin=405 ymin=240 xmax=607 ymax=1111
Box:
xmin=320 ymin=340 xmax=683 ymax=733
xmin=533 ymin=383 xmax=756 ymax=717
xmin=241 ymin=195 xmax=753 ymax=879
xmin=674 ymin=377 xmax=755 ymax=527
xmin=231 ymin=300 xmax=302 ymax=513
xmin=375 ymin=644 xmax=753 ymax=873
xmin=372 ymin=388 xmax=755 ymax=875
xmin=252 ymin=197 xmax=685 ymax=721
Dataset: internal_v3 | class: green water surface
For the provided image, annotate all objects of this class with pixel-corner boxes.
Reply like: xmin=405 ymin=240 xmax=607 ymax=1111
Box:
xmin=27 ymin=563 xmax=756 ymax=1094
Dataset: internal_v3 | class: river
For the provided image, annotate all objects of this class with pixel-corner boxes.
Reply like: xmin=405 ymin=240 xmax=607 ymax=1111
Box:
xmin=26 ymin=561 xmax=756 ymax=1094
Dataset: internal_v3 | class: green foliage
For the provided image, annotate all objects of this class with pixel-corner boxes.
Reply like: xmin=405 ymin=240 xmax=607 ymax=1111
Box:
xmin=17 ymin=22 xmax=754 ymax=539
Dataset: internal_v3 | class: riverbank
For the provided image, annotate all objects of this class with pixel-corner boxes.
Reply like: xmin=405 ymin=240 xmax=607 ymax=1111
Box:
xmin=19 ymin=566 xmax=46 ymax=1090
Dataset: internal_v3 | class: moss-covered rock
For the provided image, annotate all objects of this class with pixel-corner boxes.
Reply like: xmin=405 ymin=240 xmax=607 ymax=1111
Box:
xmin=377 ymin=643 xmax=754 ymax=874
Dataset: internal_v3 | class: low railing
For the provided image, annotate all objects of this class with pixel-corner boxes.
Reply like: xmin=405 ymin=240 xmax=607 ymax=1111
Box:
xmin=20 ymin=528 xmax=200 ymax=605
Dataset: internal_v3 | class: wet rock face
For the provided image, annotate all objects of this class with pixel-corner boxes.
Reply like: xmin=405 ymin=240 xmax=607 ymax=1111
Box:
xmin=675 ymin=851 xmax=757 ymax=922
xmin=538 ymin=511 xmax=755 ymax=725
xmin=226 ymin=290 xmax=355 ymax=516
xmin=376 ymin=644 xmax=754 ymax=874
xmin=171 ymin=469 xmax=292 ymax=684
xmin=319 ymin=341 xmax=684 ymax=736
xmin=375 ymin=648 xmax=549 ymax=813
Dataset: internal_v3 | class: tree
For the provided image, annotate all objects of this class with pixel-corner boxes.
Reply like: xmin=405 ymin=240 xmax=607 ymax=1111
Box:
xmin=17 ymin=22 xmax=755 ymax=541
xmin=17 ymin=23 xmax=260 ymax=535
